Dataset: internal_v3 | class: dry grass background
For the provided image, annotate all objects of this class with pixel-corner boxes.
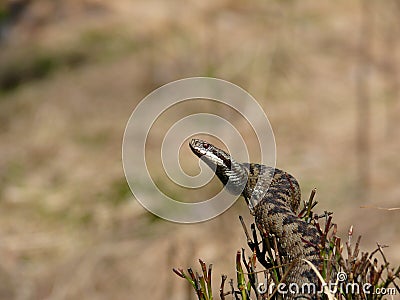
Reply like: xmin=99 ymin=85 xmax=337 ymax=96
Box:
xmin=0 ymin=1 xmax=399 ymax=299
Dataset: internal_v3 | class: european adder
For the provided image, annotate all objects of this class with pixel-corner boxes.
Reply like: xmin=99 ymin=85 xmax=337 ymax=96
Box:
xmin=190 ymin=138 xmax=321 ymax=299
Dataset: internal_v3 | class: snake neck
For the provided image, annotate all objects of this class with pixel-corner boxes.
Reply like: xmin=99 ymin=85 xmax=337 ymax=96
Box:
xmin=189 ymin=138 xmax=276 ymax=209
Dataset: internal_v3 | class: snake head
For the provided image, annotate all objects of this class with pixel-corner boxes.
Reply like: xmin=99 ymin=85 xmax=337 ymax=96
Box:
xmin=189 ymin=138 xmax=248 ymax=196
xmin=189 ymin=138 xmax=232 ymax=170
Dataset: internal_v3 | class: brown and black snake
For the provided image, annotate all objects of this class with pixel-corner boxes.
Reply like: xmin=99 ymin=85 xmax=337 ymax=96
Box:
xmin=189 ymin=138 xmax=321 ymax=299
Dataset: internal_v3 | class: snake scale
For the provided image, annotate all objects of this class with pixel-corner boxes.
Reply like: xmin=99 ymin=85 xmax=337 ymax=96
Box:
xmin=190 ymin=139 xmax=321 ymax=299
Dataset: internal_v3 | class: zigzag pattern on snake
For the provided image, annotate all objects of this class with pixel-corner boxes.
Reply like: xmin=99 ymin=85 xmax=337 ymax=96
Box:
xmin=189 ymin=139 xmax=321 ymax=299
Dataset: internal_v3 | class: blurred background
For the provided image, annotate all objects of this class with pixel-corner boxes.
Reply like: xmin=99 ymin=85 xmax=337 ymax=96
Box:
xmin=0 ymin=0 xmax=399 ymax=299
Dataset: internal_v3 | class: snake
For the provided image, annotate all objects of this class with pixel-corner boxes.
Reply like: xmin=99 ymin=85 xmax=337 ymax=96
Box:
xmin=189 ymin=138 xmax=321 ymax=299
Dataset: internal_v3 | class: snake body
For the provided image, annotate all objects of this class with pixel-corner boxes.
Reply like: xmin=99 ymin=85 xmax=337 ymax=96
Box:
xmin=189 ymin=139 xmax=321 ymax=299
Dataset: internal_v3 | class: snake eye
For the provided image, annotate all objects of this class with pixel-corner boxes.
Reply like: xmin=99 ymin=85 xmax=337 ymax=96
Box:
xmin=203 ymin=142 xmax=209 ymax=149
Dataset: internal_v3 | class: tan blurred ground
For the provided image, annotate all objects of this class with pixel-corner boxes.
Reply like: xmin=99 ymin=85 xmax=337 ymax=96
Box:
xmin=0 ymin=1 xmax=399 ymax=299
